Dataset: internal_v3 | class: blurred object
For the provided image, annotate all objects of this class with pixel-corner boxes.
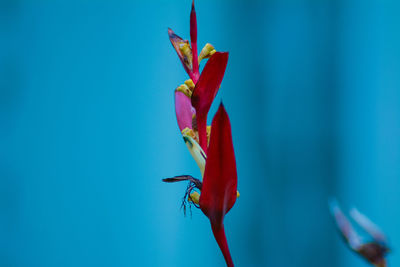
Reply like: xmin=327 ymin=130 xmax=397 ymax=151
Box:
xmin=330 ymin=200 xmax=390 ymax=267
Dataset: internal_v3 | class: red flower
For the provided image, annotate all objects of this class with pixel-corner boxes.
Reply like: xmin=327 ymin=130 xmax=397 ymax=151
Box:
xmin=164 ymin=2 xmax=238 ymax=266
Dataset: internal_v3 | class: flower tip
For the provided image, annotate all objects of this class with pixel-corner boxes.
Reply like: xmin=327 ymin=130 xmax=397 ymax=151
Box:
xmin=191 ymin=0 xmax=196 ymax=12
xmin=216 ymin=102 xmax=229 ymax=121
xmin=210 ymin=52 xmax=229 ymax=71
xmin=216 ymin=101 xmax=229 ymax=119
xmin=168 ymin=28 xmax=179 ymax=39
xmin=190 ymin=0 xmax=197 ymax=44
xmin=216 ymin=51 xmax=229 ymax=62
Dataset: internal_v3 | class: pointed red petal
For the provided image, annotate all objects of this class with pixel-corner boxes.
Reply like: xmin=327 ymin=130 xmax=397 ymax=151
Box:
xmin=200 ymin=103 xmax=237 ymax=224
xmin=168 ymin=28 xmax=193 ymax=76
xmin=191 ymin=52 xmax=229 ymax=152
xmin=175 ymin=91 xmax=194 ymax=131
xmin=190 ymin=0 xmax=199 ymax=81
xmin=200 ymin=104 xmax=237 ymax=267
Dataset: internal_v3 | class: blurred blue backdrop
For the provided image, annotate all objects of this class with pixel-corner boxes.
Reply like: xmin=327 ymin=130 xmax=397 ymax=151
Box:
xmin=1 ymin=0 xmax=399 ymax=266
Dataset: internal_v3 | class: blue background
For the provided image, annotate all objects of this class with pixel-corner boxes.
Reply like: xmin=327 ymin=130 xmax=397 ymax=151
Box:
xmin=1 ymin=0 xmax=399 ymax=266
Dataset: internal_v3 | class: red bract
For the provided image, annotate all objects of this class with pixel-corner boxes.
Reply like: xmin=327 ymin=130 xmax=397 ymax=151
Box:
xmin=200 ymin=103 xmax=237 ymax=267
xmin=191 ymin=52 xmax=229 ymax=152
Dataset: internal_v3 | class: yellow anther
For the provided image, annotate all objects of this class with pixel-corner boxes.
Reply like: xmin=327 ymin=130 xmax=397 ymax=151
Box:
xmin=188 ymin=191 xmax=200 ymax=205
xmin=179 ymin=42 xmax=193 ymax=67
xmin=199 ymin=43 xmax=216 ymax=62
xmin=184 ymin=79 xmax=195 ymax=90
xmin=237 ymin=191 xmax=240 ymax=198
xmin=182 ymin=127 xmax=198 ymax=142
xmin=176 ymin=84 xmax=192 ymax=98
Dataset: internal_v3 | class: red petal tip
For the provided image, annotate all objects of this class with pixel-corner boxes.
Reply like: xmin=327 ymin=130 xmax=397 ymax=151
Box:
xmin=190 ymin=0 xmax=198 ymax=77
xmin=190 ymin=2 xmax=197 ymax=42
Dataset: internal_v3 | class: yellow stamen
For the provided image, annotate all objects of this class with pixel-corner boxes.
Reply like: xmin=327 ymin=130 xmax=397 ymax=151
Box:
xmin=182 ymin=127 xmax=198 ymax=143
xmin=176 ymin=84 xmax=192 ymax=98
xmin=184 ymin=79 xmax=195 ymax=91
xmin=199 ymin=43 xmax=216 ymax=62
xmin=179 ymin=42 xmax=193 ymax=68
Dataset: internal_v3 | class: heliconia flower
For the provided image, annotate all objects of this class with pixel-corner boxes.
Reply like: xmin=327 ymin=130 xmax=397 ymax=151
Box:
xmin=329 ymin=200 xmax=390 ymax=267
xmin=164 ymin=2 xmax=239 ymax=266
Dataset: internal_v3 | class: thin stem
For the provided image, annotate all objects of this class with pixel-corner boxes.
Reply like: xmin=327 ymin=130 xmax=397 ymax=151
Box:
xmin=211 ymin=223 xmax=234 ymax=267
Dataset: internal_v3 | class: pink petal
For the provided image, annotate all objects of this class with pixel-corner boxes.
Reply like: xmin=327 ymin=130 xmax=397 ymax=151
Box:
xmin=175 ymin=91 xmax=194 ymax=132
